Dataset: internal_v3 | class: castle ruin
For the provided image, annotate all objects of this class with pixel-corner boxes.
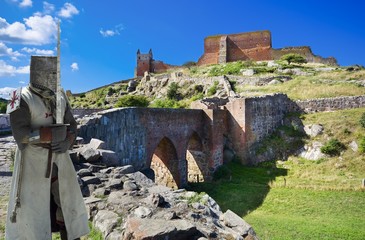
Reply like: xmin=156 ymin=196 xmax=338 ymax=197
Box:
xmin=135 ymin=30 xmax=337 ymax=77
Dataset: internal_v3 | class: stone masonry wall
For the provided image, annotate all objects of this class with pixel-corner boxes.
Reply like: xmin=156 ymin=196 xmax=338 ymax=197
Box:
xmin=77 ymin=107 xmax=227 ymax=187
xmin=293 ymin=95 xmax=365 ymax=113
xmin=225 ymin=94 xmax=291 ymax=164
xmin=271 ymin=47 xmax=338 ymax=66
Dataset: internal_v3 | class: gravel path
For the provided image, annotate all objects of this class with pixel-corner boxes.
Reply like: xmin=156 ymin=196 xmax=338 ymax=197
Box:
xmin=0 ymin=135 xmax=16 ymax=197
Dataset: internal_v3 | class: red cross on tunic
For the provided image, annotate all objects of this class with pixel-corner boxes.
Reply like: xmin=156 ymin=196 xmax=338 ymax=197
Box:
xmin=6 ymin=87 xmax=21 ymax=114
xmin=9 ymin=90 xmax=19 ymax=109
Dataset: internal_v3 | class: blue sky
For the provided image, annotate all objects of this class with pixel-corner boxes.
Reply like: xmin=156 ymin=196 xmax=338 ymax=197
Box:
xmin=0 ymin=0 xmax=364 ymax=98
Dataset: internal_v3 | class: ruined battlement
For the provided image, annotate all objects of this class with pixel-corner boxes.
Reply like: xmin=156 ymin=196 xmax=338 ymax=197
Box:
xmin=135 ymin=30 xmax=338 ymax=76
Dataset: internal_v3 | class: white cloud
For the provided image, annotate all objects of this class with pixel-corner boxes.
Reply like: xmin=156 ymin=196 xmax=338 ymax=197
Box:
xmin=0 ymin=87 xmax=17 ymax=99
xmin=43 ymin=2 xmax=55 ymax=14
xmin=0 ymin=15 xmax=57 ymax=45
xmin=19 ymin=0 xmax=32 ymax=8
xmin=21 ymin=47 xmax=54 ymax=55
xmin=0 ymin=60 xmax=29 ymax=77
xmin=58 ymin=3 xmax=79 ymax=19
xmin=100 ymin=24 xmax=124 ymax=38
xmin=70 ymin=62 xmax=78 ymax=71
xmin=100 ymin=29 xmax=116 ymax=37
xmin=0 ymin=42 xmax=23 ymax=59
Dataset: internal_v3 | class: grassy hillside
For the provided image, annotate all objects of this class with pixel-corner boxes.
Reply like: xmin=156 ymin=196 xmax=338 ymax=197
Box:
xmin=69 ymin=61 xmax=365 ymax=109
xmin=189 ymin=108 xmax=365 ymax=240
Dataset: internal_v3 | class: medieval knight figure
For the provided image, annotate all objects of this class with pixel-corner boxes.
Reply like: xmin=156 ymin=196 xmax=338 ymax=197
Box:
xmin=5 ymin=56 xmax=89 ymax=239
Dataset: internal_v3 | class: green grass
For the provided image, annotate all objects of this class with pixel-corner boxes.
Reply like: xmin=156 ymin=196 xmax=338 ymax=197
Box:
xmin=189 ymin=108 xmax=365 ymax=240
xmin=245 ymin=188 xmax=364 ymax=240
xmin=52 ymin=222 xmax=103 ymax=240
xmin=189 ymin=161 xmax=365 ymax=240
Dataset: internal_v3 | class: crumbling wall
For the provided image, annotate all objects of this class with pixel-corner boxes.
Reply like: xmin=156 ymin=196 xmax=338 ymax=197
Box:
xmin=225 ymin=94 xmax=292 ymax=164
xmin=271 ymin=47 xmax=338 ymax=66
xmin=294 ymin=95 xmax=365 ymax=113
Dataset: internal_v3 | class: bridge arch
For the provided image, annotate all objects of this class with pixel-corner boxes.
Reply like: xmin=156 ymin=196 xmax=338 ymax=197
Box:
xmin=186 ymin=131 xmax=207 ymax=183
xmin=149 ymin=137 xmax=180 ymax=189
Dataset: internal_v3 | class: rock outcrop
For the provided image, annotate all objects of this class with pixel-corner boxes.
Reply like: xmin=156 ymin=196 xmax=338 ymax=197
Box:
xmin=75 ymin=138 xmax=258 ymax=240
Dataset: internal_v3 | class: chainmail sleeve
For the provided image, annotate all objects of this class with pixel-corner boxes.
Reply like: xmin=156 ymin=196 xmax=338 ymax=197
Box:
xmin=9 ymin=99 xmax=31 ymax=150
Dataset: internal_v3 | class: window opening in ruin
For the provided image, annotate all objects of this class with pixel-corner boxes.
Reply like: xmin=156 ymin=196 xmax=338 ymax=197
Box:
xmin=150 ymin=137 xmax=179 ymax=189
xmin=186 ymin=132 xmax=206 ymax=183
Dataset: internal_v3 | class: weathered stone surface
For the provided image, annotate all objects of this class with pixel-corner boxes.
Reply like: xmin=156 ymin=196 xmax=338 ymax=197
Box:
xmin=122 ymin=217 xmax=203 ymax=240
xmin=299 ymin=141 xmax=325 ymax=160
xmin=115 ymin=165 xmax=135 ymax=175
xmin=78 ymin=168 xmax=94 ymax=177
xmin=80 ymin=147 xmax=101 ymax=162
xmin=304 ymin=124 xmax=324 ymax=137
xmin=133 ymin=206 xmax=152 ymax=218
xmin=144 ymin=193 xmax=165 ymax=208
xmin=0 ymin=114 xmax=10 ymax=129
xmin=82 ymin=176 xmax=102 ymax=185
xmin=349 ymin=141 xmax=358 ymax=152
xmin=89 ymin=138 xmax=106 ymax=150
xmin=241 ymin=69 xmax=255 ymax=76
xmin=99 ymin=149 xmax=120 ymax=166
xmin=221 ymin=210 xmax=255 ymax=237
xmin=123 ymin=180 xmax=138 ymax=191
xmin=107 ymin=178 xmax=123 ymax=190
xmin=94 ymin=210 xmax=120 ymax=237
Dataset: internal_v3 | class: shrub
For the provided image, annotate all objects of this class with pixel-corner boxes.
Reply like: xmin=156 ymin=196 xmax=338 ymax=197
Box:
xmin=207 ymin=81 xmax=219 ymax=96
xmin=167 ymin=82 xmax=180 ymax=100
xmin=359 ymin=137 xmax=365 ymax=153
xmin=320 ymin=139 xmax=346 ymax=156
xmin=150 ymin=98 xmax=187 ymax=108
xmin=115 ymin=95 xmax=149 ymax=108
xmin=360 ymin=112 xmax=365 ymax=128
xmin=0 ymin=101 xmax=6 ymax=113
xmin=280 ymin=53 xmax=307 ymax=65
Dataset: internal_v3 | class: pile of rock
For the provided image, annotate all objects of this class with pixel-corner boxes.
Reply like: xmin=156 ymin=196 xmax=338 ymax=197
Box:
xmin=73 ymin=138 xmax=258 ymax=240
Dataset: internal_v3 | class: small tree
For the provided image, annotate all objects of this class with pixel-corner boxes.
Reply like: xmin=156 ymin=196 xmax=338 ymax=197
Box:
xmin=115 ymin=95 xmax=149 ymax=108
xmin=0 ymin=101 xmax=7 ymax=113
xmin=281 ymin=53 xmax=307 ymax=65
xmin=167 ymin=82 xmax=180 ymax=100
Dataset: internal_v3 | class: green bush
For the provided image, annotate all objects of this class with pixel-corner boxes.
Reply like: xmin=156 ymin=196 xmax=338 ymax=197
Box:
xmin=207 ymin=81 xmax=219 ymax=96
xmin=359 ymin=137 xmax=365 ymax=153
xmin=167 ymin=82 xmax=180 ymax=100
xmin=360 ymin=112 xmax=365 ymax=128
xmin=0 ymin=101 xmax=6 ymax=113
xmin=280 ymin=53 xmax=307 ymax=65
xmin=115 ymin=95 xmax=149 ymax=108
xmin=320 ymin=139 xmax=346 ymax=156
xmin=150 ymin=98 xmax=187 ymax=108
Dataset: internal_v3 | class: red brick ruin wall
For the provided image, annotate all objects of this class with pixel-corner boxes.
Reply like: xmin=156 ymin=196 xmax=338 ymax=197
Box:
xmin=227 ymin=31 xmax=272 ymax=62
xmin=136 ymin=60 xmax=151 ymax=77
xmin=197 ymin=30 xmax=337 ymax=66
xmin=198 ymin=31 xmax=272 ymax=65
xmin=197 ymin=36 xmax=221 ymax=66
xmin=152 ymin=61 xmax=175 ymax=74
xmin=271 ymin=47 xmax=337 ymax=65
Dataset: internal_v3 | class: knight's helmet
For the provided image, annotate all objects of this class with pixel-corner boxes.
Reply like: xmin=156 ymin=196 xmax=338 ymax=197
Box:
xmin=30 ymin=56 xmax=58 ymax=92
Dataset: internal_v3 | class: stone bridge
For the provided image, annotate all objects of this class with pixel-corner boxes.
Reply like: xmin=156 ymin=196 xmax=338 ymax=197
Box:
xmin=77 ymin=94 xmax=365 ymax=188
xmin=78 ymin=108 xmax=227 ymax=188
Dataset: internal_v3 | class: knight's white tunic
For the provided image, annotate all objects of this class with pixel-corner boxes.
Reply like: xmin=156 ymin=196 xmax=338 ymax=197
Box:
xmin=6 ymin=87 xmax=89 ymax=239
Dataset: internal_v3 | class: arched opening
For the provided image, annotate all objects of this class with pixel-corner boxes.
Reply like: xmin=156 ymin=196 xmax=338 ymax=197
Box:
xmin=186 ymin=132 xmax=206 ymax=183
xmin=150 ymin=137 xmax=179 ymax=189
